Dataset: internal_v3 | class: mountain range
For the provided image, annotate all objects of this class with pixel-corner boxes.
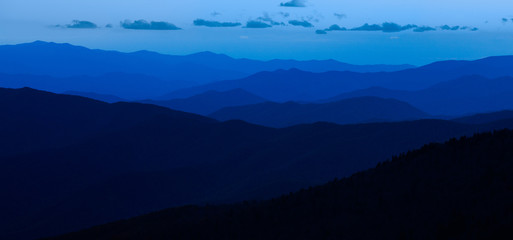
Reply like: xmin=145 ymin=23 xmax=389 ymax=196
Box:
xmin=2 ymin=87 xmax=513 ymax=239
xmin=141 ymin=89 xmax=267 ymax=115
xmin=0 ymin=41 xmax=413 ymax=99
xmin=324 ymin=75 xmax=513 ymax=116
xmin=209 ymin=97 xmax=429 ymax=127
xmin=163 ymin=56 xmax=513 ymax=102
xmin=3 ymin=42 xmax=513 ymax=240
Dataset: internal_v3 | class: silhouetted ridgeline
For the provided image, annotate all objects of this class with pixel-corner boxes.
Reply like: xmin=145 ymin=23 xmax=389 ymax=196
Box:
xmin=324 ymin=75 xmax=513 ymax=116
xmin=62 ymin=91 xmax=126 ymax=103
xmin=2 ymin=87 xmax=513 ymax=239
xmin=0 ymin=41 xmax=413 ymax=99
xmin=209 ymin=96 xmax=429 ymax=127
xmin=50 ymin=130 xmax=513 ymax=240
xmin=163 ymin=56 xmax=513 ymax=101
xmin=140 ymin=89 xmax=268 ymax=115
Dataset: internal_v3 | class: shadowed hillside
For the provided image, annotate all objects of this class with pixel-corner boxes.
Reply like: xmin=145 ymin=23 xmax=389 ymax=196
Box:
xmin=51 ymin=129 xmax=513 ymax=240
xmin=209 ymin=97 xmax=429 ymax=127
xmin=2 ymin=87 xmax=513 ymax=239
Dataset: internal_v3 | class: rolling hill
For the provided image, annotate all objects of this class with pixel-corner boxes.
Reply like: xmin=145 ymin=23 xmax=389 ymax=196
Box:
xmin=62 ymin=91 xmax=126 ymax=103
xmin=209 ymin=97 xmax=429 ymax=127
xmin=141 ymin=89 xmax=267 ymax=115
xmin=453 ymin=110 xmax=513 ymax=125
xmin=2 ymin=87 xmax=513 ymax=239
xmin=163 ymin=56 xmax=513 ymax=102
xmin=51 ymin=129 xmax=513 ymax=240
xmin=0 ymin=72 xmax=192 ymax=100
xmin=323 ymin=75 xmax=513 ymax=116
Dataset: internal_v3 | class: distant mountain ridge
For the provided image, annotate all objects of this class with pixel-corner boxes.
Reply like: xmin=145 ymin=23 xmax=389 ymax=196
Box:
xmin=62 ymin=91 xmax=126 ymax=103
xmin=0 ymin=72 xmax=191 ymax=100
xmin=323 ymin=75 xmax=513 ymax=116
xmin=209 ymin=97 xmax=429 ymax=127
xmin=164 ymin=55 xmax=513 ymax=102
xmin=0 ymin=41 xmax=414 ymax=99
xmin=141 ymin=89 xmax=267 ymax=115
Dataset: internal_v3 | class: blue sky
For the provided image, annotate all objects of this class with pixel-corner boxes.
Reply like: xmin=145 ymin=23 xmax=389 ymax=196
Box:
xmin=1 ymin=0 xmax=513 ymax=65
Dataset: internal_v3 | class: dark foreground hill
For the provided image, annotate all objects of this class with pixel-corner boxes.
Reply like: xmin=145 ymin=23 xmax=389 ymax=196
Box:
xmin=209 ymin=97 xmax=429 ymax=127
xmin=0 ymin=87 xmax=215 ymax=158
xmin=52 ymin=129 xmax=513 ymax=240
xmin=2 ymin=87 xmax=513 ymax=239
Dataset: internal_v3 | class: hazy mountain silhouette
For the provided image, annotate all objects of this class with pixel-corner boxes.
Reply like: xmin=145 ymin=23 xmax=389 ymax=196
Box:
xmin=51 ymin=129 xmax=513 ymax=240
xmin=3 ymin=87 xmax=513 ymax=239
xmin=323 ymin=75 xmax=513 ymax=116
xmin=0 ymin=72 xmax=193 ymax=99
xmin=0 ymin=41 xmax=245 ymax=83
xmin=0 ymin=41 xmax=414 ymax=98
xmin=209 ymin=97 xmax=429 ymax=127
xmin=164 ymin=56 xmax=513 ymax=101
xmin=452 ymin=110 xmax=513 ymax=125
xmin=141 ymin=89 xmax=267 ymax=115
xmin=63 ymin=91 xmax=126 ymax=103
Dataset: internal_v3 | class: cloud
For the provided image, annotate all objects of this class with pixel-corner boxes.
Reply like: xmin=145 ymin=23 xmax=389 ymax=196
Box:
xmin=413 ymin=26 xmax=436 ymax=32
xmin=288 ymin=20 xmax=314 ymax=27
xmin=66 ymin=20 xmax=97 ymax=29
xmin=350 ymin=22 xmax=419 ymax=32
xmin=382 ymin=22 xmax=417 ymax=32
xmin=193 ymin=19 xmax=241 ymax=27
xmin=334 ymin=13 xmax=347 ymax=20
xmin=280 ymin=0 xmax=306 ymax=7
xmin=257 ymin=13 xmax=285 ymax=26
xmin=121 ymin=20 xmax=181 ymax=30
xmin=440 ymin=25 xmax=460 ymax=31
xmin=245 ymin=21 xmax=272 ymax=28
xmin=315 ymin=30 xmax=327 ymax=34
xmin=279 ymin=12 xmax=290 ymax=18
xmin=351 ymin=23 xmax=383 ymax=31
xmin=306 ymin=15 xmax=321 ymax=23
xmin=325 ymin=24 xmax=347 ymax=31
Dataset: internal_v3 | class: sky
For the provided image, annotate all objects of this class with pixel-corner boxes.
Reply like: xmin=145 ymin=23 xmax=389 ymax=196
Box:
xmin=1 ymin=0 xmax=513 ymax=65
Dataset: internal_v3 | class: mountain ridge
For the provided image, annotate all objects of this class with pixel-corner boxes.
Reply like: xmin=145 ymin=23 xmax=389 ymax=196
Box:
xmin=323 ymin=75 xmax=513 ymax=116
xmin=49 ymin=129 xmax=513 ymax=240
xmin=209 ymin=96 xmax=429 ymax=127
xmin=141 ymin=88 xmax=268 ymax=115
xmin=3 ymin=87 xmax=513 ymax=239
